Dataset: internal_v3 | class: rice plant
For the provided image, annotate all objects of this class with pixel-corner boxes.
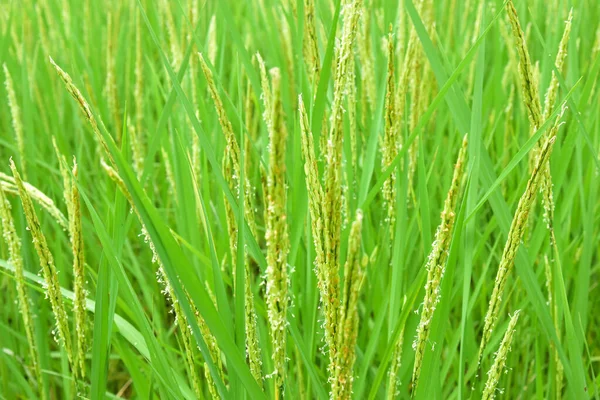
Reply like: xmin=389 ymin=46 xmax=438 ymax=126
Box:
xmin=0 ymin=0 xmax=598 ymax=399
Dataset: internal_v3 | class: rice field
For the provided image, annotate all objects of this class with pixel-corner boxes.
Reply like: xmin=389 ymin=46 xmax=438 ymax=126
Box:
xmin=0 ymin=0 xmax=599 ymax=398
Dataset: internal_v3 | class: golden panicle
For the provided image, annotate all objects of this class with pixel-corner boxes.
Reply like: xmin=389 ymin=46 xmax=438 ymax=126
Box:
xmin=478 ymin=133 xmax=558 ymax=362
xmin=412 ymin=135 xmax=468 ymax=389
xmin=332 ymin=210 xmax=366 ymax=399
xmin=506 ymin=0 xmax=543 ymax=130
xmin=0 ymin=182 xmax=44 ymax=399
xmin=49 ymin=57 xmax=116 ymax=167
xmin=10 ymin=160 xmax=75 ymax=373
xmin=262 ymin=67 xmax=290 ymax=394
xmin=482 ymin=310 xmax=521 ymax=400
xmin=542 ymin=9 xmax=573 ymax=122
xmin=3 ymin=64 xmax=27 ymax=180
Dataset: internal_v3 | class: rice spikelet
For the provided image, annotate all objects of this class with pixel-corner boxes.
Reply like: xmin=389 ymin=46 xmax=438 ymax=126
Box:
xmin=69 ymin=159 xmax=88 ymax=379
xmin=542 ymin=9 xmax=573 ymax=122
xmin=482 ymin=310 xmax=521 ymax=400
xmin=49 ymin=58 xmax=116 ymax=167
xmin=331 ymin=210 xmax=366 ymax=399
xmin=322 ymin=0 xmax=363 ymax=373
xmin=382 ymin=28 xmax=399 ymax=231
xmin=303 ymin=0 xmax=321 ymax=86
xmin=478 ymin=133 xmax=558 ymax=361
xmin=3 ymin=64 xmax=27 ymax=180
xmin=261 ymin=66 xmax=290 ymax=395
xmin=10 ymin=159 xmax=75 ymax=374
xmin=412 ymin=135 xmax=468 ymax=389
xmin=506 ymin=0 xmax=543 ymax=130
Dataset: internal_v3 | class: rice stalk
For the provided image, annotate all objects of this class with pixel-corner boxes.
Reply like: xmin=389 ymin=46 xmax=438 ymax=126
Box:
xmin=482 ymin=310 xmax=521 ymax=400
xmin=10 ymin=160 xmax=75 ymax=375
xmin=478 ymin=132 xmax=558 ymax=362
xmin=544 ymin=256 xmax=563 ymax=399
xmin=0 ymin=181 xmax=45 ymax=399
xmin=412 ymin=135 xmax=468 ymax=389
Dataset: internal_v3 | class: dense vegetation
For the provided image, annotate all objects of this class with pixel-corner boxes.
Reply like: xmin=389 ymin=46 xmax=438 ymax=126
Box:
xmin=0 ymin=0 xmax=599 ymax=398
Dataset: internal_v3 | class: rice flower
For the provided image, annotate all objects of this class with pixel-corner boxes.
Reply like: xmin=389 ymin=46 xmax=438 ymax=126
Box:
xmin=478 ymin=134 xmax=558 ymax=361
xmin=332 ymin=210 xmax=366 ymax=399
xmin=303 ymin=0 xmax=321 ymax=86
xmin=506 ymin=0 xmax=543 ymax=130
xmin=412 ymin=135 xmax=468 ymax=389
xmin=260 ymin=65 xmax=290 ymax=395
xmin=482 ymin=310 xmax=521 ymax=400
xmin=542 ymin=9 xmax=573 ymax=122
xmin=382 ymin=29 xmax=399 ymax=230
xmin=322 ymin=0 xmax=363 ymax=371
xmin=69 ymin=159 xmax=88 ymax=379
xmin=10 ymin=160 xmax=75 ymax=373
